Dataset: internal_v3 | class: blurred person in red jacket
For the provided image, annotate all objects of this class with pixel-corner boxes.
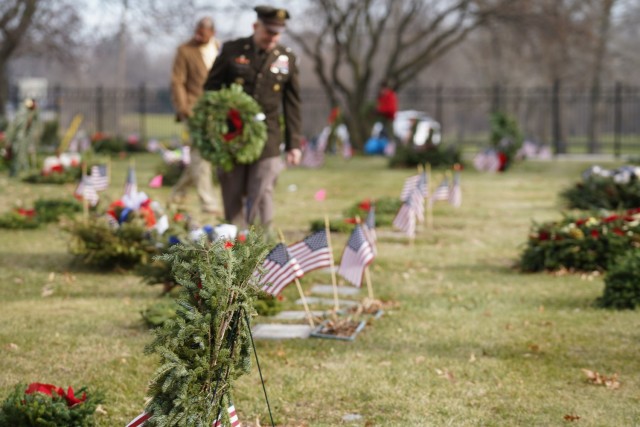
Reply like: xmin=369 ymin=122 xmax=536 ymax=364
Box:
xmin=375 ymin=79 xmax=397 ymax=141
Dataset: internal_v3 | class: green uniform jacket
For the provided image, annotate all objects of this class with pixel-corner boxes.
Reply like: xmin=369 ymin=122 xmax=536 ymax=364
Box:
xmin=203 ymin=36 xmax=301 ymax=160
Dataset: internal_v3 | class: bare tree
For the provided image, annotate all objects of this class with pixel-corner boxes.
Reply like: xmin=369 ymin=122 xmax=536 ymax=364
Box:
xmin=287 ymin=0 xmax=519 ymax=148
xmin=0 ymin=0 xmax=81 ymax=116
xmin=587 ymin=0 xmax=617 ymax=154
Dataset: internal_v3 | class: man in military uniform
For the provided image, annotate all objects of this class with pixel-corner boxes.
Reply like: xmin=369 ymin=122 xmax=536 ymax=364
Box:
xmin=203 ymin=5 xmax=302 ymax=229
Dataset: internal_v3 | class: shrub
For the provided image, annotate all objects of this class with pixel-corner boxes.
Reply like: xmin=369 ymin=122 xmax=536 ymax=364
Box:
xmin=154 ymin=161 xmax=184 ymax=187
xmin=0 ymin=382 xmax=103 ymax=427
xmin=310 ymin=196 xmax=402 ymax=233
xmin=92 ymin=136 xmax=126 ymax=154
xmin=389 ymin=143 xmax=461 ymax=169
xmin=0 ymin=211 xmax=40 ymax=229
xmin=342 ymin=196 xmax=402 ymax=227
xmin=598 ymin=251 xmax=640 ymax=310
xmin=489 ymin=111 xmax=523 ymax=171
xmin=519 ymin=209 xmax=640 ymax=272
xmin=560 ymin=166 xmax=640 ymax=210
xmin=34 ymin=198 xmax=83 ymax=223
xmin=39 ymin=120 xmax=60 ymax=148
xmin=22 ymin=166 xmax=82 ymax=184
xmin=66 ymin=218 xmax=159 ymax=269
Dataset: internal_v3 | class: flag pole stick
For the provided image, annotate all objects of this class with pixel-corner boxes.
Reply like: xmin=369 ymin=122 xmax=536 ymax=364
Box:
xmin=294 ymin=278 xmax=315 ymax=328
xmin=277 ymin=229 xmax=315 ymax=327
xmin=324 ymin=215 xmax=340 ymax=313
xmin=364 ymin=265 xmax=374 ymax=300
xmin=355 ymin=216 xmax=375 ymax=300
xmin=426 ymin=162 xmax=433 ymax=230
xmin=106 ymin=157 xmax=111 ymax=188
xmin=81 ymin=162 xmax=89 ymax=224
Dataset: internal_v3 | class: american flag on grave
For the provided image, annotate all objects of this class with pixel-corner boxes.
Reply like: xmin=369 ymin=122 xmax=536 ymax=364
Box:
xmin=400 ymin=171 xmax=429 ymax=201
xmin=449 ymin=171 xmax=462 ymax=207
xmin=393 ymin=187 xmax=423 ymax=238
xmin=430 ymin=178 xmax=450 ymax=203
xmin=123 ymin=165 xmax=137 ymax=196
xmin=338 ymin=224 xmax=375 ymax=287
xmin=256 ymin=243 xmax=303 ymax=296
xmin=363 ymin=203 xmax=377 ymax=249
xmin=125 ymin=411 xmax=151 ymax=427
xmin=74 ymin=176 xmax=99 ymax=207
xmin=126 ymin=403 xmax=240 ymax=427
xmin=287 ymin=230 xmax=332 ymax=274
xmin=212 ymin=402 xmax=241 ymax=427
xmin=89 ymin=164 xmax=109 ymax=191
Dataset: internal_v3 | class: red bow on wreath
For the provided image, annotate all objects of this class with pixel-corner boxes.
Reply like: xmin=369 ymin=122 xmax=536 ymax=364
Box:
xmin=223 ymin=109 xmax=244 ymax=142
xmin=25 ymin=382 xmax=87 ymax=407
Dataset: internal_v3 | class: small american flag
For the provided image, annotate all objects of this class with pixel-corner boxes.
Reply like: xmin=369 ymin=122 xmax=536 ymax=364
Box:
xmin=338 ymin=224 xmax=375 ymax=287
xmin=126 ymin=403 xmax=240 ymax=427
xmin=124 ymin=165 xmax=137 ymax=196
xmin=213 ymin=403 xmax=241 ymax=427
xmin=400 ymin=172 xmax=429 ymax=201
xmin=89 ymin=164 xmax=109 ymax=191
xmin=74 ymin=176 xmax=99 ymax=207
xmin=257 ymin=243 xmax=303 ymax=296
xmin=430 ymin=178 xmax=450 ymax=203
xmin=287 ymin=230 xmax=332 ymax=274
xmin=449 ymin=171 xmax=462 ymax=207
xmin=125 ymin=411 xmax=151 ymax=427
xmin=392 ymin=189 xmax=421 ymax=238
xmin=362 ymin=203 xmax=377 ymax=252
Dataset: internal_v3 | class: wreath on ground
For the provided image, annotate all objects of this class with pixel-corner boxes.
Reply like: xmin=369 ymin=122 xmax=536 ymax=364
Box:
xmin=0 ymin=382 xmax=103 ymax=427
xmin=189 ymin=84 xmax=267 ymax=172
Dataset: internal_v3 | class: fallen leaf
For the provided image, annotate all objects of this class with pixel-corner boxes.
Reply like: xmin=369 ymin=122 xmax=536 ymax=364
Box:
xmin=582 ymin=369 xmax=620 ymax=390
xmin=48 ymin=272 xmax=56 ymax=282
xmin=7 ymin=343 xmax=19 ymax=351
xmin=435 ymin=368 xmax=456 ymax=382
xmin=564 ymin=414 xmax=580 ymax=422
xmin=41 ymin=285 xmax=54 ymax=297
xmin=528 ymin=344 xmax=540 ymax=353
xmin=469 ymin=353 xmax=477 ymax=363
xmin=95 ymin=404 xmax=108 ymax=415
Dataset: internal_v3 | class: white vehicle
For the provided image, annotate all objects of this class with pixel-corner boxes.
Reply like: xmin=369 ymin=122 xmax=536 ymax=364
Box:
xmin=393 ymin=110 xmax=441 ymax=146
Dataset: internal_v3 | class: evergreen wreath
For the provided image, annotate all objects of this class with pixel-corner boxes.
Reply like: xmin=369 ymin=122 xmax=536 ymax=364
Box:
xmin=189 ymin=84 xmax=267 ymax=172
xmin=143 ymin=233 xmax=270 ymax=426
xmin=0 ymin=382 xmax=103 ymax=427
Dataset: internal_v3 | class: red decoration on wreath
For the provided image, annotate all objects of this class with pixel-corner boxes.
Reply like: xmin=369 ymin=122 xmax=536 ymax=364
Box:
xmin=223 ymin=109 xmax=244 ymax=142
xmin=497 ymin=151 xmax=508 ymax=172
xmin=15 ymin=208 xmax=36 ymax=218
xmin=358 ymin=199 xmax=372 ymax=211
xmin=25 ymin=382 xmax=87 ymax=407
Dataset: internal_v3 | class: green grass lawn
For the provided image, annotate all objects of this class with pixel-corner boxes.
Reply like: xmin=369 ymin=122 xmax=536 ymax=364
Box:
xmin=1 ymin=154 xmax=639 ymax=426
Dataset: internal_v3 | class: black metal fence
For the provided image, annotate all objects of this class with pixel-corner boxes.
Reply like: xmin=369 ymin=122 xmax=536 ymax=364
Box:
xmin=8 ymin=82 xmax=640 ymax=155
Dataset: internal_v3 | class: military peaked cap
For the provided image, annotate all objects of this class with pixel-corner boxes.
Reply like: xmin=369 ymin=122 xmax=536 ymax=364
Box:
xmin=254 ymin=5 xmax=290 ymax=33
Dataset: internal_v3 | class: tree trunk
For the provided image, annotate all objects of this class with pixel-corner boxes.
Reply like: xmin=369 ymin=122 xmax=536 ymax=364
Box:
xmin=0 ymin=63 xmax=7 ymax=117
xmin=587 ymin=0 xmax=615 ymax=154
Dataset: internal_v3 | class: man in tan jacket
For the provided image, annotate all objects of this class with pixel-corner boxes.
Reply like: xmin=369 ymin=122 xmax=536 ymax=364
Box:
xmin=168 ymin=17 xmax=221 ymax=215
